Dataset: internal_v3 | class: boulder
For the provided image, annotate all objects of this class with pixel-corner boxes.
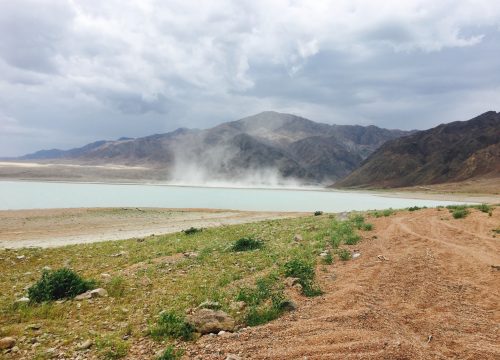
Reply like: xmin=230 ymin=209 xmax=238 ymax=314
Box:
xmin=0 ymin=337 xmax=16 ymax=350
xmin=187 ymin=308 xmax=235 ymax=334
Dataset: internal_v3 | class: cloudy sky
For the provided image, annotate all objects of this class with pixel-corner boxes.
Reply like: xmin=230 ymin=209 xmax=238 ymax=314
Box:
xmin=1 ymin=0 xmax=499 ymax=156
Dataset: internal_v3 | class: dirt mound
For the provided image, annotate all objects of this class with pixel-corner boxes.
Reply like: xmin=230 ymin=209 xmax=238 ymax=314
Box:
xmin=185 ymin=208 xmax=500 ymax=359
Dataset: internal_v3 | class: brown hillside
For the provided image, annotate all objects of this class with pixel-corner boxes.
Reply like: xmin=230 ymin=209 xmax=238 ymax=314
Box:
xmin=336 ymin=111 xmax=500 ymax=189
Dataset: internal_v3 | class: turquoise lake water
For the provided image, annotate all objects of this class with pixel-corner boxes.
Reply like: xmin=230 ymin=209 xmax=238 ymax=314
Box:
xmin=0 ymin=181 xmax=467 ymax=212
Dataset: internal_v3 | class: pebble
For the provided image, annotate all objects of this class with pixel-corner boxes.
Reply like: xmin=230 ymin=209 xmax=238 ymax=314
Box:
xmin=77 ymin=340 xmax=93 ymax=350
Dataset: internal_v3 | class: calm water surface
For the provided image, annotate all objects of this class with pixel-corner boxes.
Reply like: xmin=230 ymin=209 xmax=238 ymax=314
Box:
xmin=0 ymin=181 xmax=468 ymax=212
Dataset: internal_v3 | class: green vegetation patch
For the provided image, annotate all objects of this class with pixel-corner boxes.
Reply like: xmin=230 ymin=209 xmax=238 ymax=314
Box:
xmin=28 ymin=268 xmax=95 ymax=303
xmin=231 ymin=236 xmax=264 ymax=252
xmin=283 ymin=258 xmax=322 ymax=297
xmin=157 ymin=345 xmax=184 ymax=360
xmin=337 ymin=248 xmax=351 ymax=261
xmin=371 ymin=208 xmax=395 ymax=218
xmin=95 ymin=335 xmax=130 ymax=359
xmin=183 ymin=227 xmax=202 ymax=235
xmin=150 ymin=311 xmax=195 ymax=341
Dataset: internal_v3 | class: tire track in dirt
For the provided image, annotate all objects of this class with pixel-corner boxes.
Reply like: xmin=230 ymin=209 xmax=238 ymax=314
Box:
xmin=183 ymin=208 xmax=500 ymax=360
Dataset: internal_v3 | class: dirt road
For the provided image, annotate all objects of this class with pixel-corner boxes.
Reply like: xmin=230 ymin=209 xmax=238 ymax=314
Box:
xmin=185 ymin=208 xmax=500 ymax=359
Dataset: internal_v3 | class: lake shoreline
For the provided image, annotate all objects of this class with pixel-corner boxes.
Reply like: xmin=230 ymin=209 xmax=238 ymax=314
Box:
xmin=0 ymin=207 xmax=307 ymax=249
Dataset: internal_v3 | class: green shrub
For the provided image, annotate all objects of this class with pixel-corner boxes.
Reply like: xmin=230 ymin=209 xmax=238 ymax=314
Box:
xmin=475 ymin=204 xmax=492 ymax=213
xmin=183 ymin=227 xmax=202 ymax=235
xmin=321 ymin=252 xmax=333 ymax=265
xmin=107 ymin=276 xmax=127 ymax=298
xmin=382 ymin=208 xmax=395 ymax=217
xmin=95 ymin=336 xmax=129 ymax=359
xmin=350 ymin=214 xmax=365 ymax=229
xmin=361 ymin=223 xmax=373 ymax=231
xmin=337 ymin=249 xmax=351 ymax=261
xmin=150 ymin=311 xmax=194 ymax=341
xmin=314 ymin=211 xmax=323 ymax=216
xmin=236 ymin=274 xmax=279 ymax=306
xmin=283 ymin=258 xmax=322 ymax=297
xmin=156 ymin=345 xmax=184 ymax=360
xmin=231 ymin=237 xmax=263 ymax=252
xmin=452 ymin=208 xmax=469 ymax=219
xmin=408 ymin=206 xmax=425 ymax=211
xmin=28 ymin=268 xmax=95 ymax=303
xmin=245 ymin=293 xmax=288 ymax=326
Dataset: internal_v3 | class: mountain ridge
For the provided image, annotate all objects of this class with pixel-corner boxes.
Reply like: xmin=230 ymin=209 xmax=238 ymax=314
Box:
xmin=336 ymin=111 xmax=500 ymax=188
xmin=15 ymin=111 xmax=411 ymax=184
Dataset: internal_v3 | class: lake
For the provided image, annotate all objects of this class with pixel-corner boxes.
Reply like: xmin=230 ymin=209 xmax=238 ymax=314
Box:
xmin=0 ymin=181 xmax=468 ymax=212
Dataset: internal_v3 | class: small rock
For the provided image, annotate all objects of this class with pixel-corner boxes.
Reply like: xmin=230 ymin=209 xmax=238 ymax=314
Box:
xmin=218 ymin=330 xmax=226 ymax=336
xmin=183 ymin=251 xmax=199 ymax=258
xmin=100 ymin=273 xmax=111 ymax=279
xmin=16 ymin=255 xmax=25 ymax=260
xmin=280 ymin=300 xmax=297 ymax=312
xmin=226 ymin=355 xmax=242 ymax=360
xmin=293 ymin=234 xmax=303 ymax=242
xmin=110 ymin=251 xmax=127 ymax=257
xmin=90 ymin=288 xmax=108 ymax=298
xmin=74 ymin=292 xmax=92 ymax=301
xmin=284 ymin=277 xmax=300 ymax=287
xmin=0 ymin=337 xmax=16 ymax=350
xmin=186 ymin=308 xmax=235 ymax=334
xmin=15 ymin=297 xmax=30 ymax=304
xmin=26 ymin=324 xmax=41 ymax=330
xmin=319 ymin=251 xmax=329 ymax=257
xmin=352 ymin=252 xmax=361 ymax=259
xmin=75 ymin=288 xmax=108 ymax=300
xmin=197 ymin=301 xmax=221 ymax=310
xmin=10 ymin=346 xmax=19 ymax=353
xmin=77 ymin=340 xmax=93 ymax=350
xmin=42 ymin=266 xmax=52 ymax=271
xmin=229 ymin=301 xmax=246 ymax=311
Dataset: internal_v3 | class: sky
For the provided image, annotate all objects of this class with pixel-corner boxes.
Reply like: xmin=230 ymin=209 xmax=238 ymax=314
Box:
xmin=1 ymin=0 xmax=499 ymax=156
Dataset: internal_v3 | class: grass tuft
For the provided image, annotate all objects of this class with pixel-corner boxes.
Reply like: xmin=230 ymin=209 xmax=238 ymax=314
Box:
xmin=156 ymin=345 xmax=184 ymax=360
xmin=150 ymin=311 xmax=194 ymax=341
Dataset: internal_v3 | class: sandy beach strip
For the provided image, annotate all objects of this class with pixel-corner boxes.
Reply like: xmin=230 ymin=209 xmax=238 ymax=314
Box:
xmin=0 ymin=207 xmax=307 ymax=249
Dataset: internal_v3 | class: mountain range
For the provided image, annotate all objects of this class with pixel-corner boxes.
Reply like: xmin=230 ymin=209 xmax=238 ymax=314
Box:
xmin=336 ymin=111 xmax=500 ymax=188
xmin=18 ymin=111 xmax=410 ymax=184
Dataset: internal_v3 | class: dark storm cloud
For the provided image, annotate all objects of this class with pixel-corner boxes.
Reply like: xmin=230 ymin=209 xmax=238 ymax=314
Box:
xmin=0 ymin=0 xmax=499 ymax=156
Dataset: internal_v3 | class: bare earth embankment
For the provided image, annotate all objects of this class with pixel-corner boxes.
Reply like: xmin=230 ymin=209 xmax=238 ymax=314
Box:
xmin=185 ymin=208 xmax=500 ymax=359
xmin=0 ymin=208 xmax=305 ymax=249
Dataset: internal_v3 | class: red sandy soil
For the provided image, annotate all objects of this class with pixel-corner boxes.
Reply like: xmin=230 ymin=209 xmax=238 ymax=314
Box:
xmin=182 ymin=208 xmax=500 ymax=360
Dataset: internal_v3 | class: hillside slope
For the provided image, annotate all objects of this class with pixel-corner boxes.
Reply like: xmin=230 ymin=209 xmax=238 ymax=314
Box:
xmin=336 ymin=111 xmax=500 ymax=188
xmin=18 ymin=111 xmax=409 ymax=184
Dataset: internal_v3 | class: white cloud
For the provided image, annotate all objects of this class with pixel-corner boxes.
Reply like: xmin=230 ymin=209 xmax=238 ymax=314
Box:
xmin=0 ymin=0 xmax=499 ymax=155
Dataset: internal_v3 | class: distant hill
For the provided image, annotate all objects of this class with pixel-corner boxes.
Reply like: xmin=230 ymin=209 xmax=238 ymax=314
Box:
xmin=336 ymin=111 xmax=500 ymax=188
xmin=18 ymin=111 xmax=410 ymax=184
